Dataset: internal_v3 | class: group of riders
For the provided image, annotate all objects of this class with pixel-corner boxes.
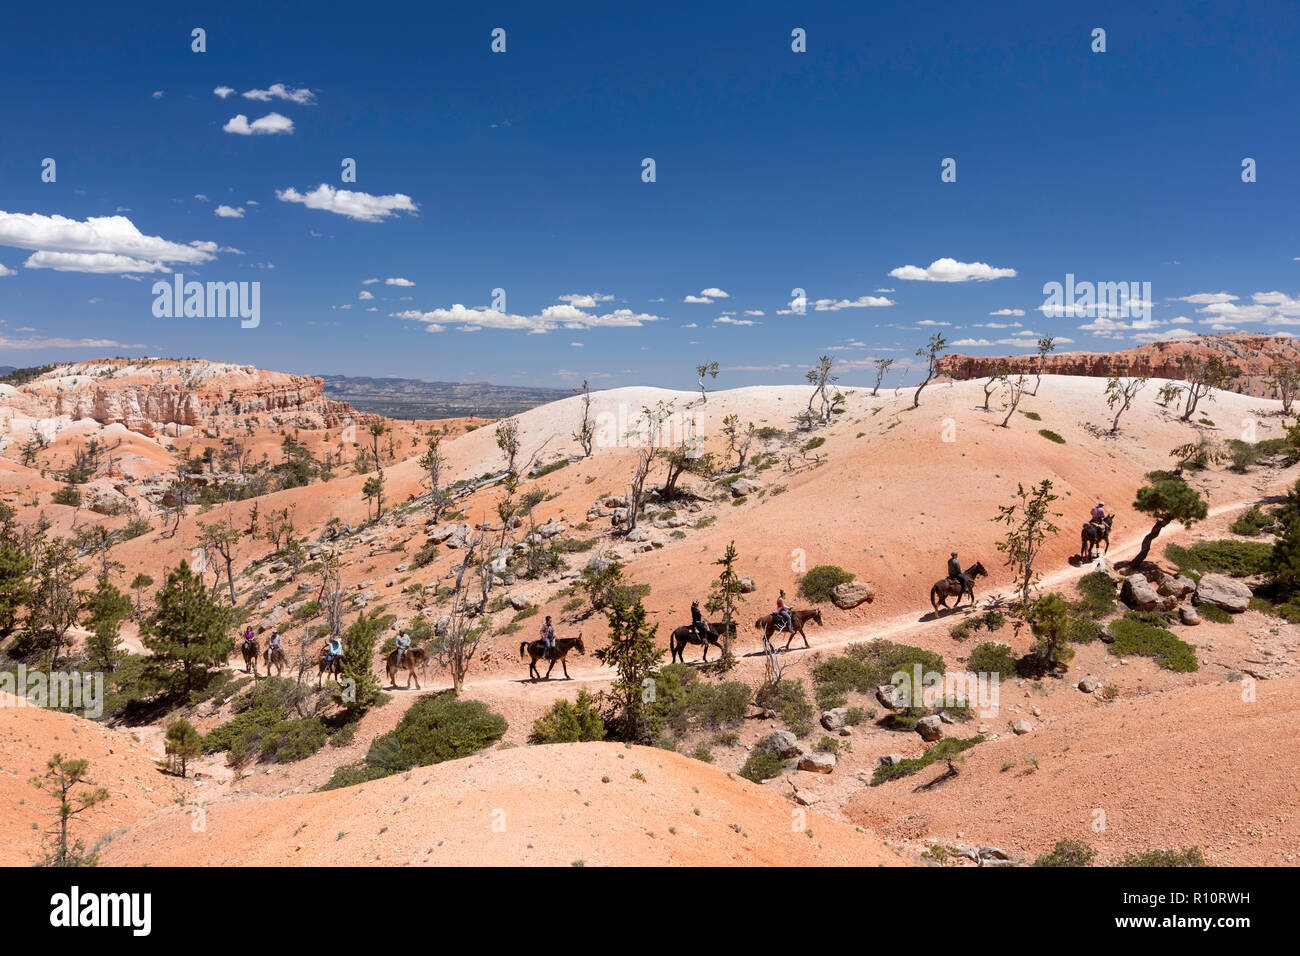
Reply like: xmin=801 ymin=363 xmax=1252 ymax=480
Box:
xmin=239 ymin=501 xmax=1114 ymax=673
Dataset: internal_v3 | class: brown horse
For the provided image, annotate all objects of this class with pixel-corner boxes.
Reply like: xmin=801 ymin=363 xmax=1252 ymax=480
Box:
xmin=386 ymin=646 xmax=428 ymax=689
xmin=317 ymin=645 xmax=343 ymax=686
xmin=240 ymin=638 xmax=260 ymax=677
xmin=754 ymin=608 xmax=823 ymax=651
xmin=1080 ymin=515 xmax=1114 ymax=560
xmin=519 ymin=634 xmax=585 ymax=681
xmin=262 ymin=644 xmax=287 ymax=677
xmin=669 ymin=620 xmax=736 ymax=664
xmin=929 ymin=561 xmax=987 ymax=614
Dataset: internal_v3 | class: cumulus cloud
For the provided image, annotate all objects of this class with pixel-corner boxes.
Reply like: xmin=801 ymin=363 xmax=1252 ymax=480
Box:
xmin=275 ymin=184 xmax=418 ymax=222
xmin=0 ymin=263 xmax=15 ymax=277
xmin=223 ymin=112 xmax=294 ymax=135
xmin=394 ymin=303 xmax=668 ymax=334
xmin=385 ymin=277 xmax=415 ymax=286
xmin=889 ymin=258 xmax=1017 ymax=282
xmin=359 ymin=290 xmax=374 ymax=300
xmin=214 ymin=86 xmax=235 ymax=98
xmin=558 ymin=293 xmax=614 ymax=308
xmin=242 ymin=83 xmax=316 ymax=105
xmin=214 ymin=205 xmax=244 ymax=218
xmin=811 ymin=295 xmax=895 ymax=311
xmin=684 ymin=287 xmax=729 ymax=303
xmin=714 ymin=316 xmax=757 ymax=326
xmin=0 ymin=210 xmax=216 ymax=274
xmin=989 ymin=308 xmax=1025 ymax=316
xmin=1189 ymin=291 xmax=1300 ymax=326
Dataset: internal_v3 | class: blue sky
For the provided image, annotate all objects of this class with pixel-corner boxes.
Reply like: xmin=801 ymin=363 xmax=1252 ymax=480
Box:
xmin=1 ymin=0 xmax=1298 ymax=390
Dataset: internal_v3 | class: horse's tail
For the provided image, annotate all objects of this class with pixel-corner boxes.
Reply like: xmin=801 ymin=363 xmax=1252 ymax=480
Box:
xmin=519 ymin=642 xmax=528 ymax=659
xmin=929 ymin=585 xmax=939 ymax=612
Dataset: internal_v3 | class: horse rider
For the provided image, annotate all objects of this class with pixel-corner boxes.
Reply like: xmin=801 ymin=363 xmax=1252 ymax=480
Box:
xmin=690 ymin=600 xmax=708 ymax=643
xmin=1090 ymin=500 xmax=1107 ymax=527
xmin=242 ymin=625 xmax=256 ymax=648
xmin=394 ymin=628 xmax=411 ymax=667
xmin=267 ymin=628 xmax=282 ymax=661
xmin=324 ymin=635 xmax=343 ymax=669
xmin=948 ymin=552 xmax=971 ymax=593
xmin=775 ymin=590 xmax=794 ymax=633
xmin=539 ymin=615 xmax=556 ymax=658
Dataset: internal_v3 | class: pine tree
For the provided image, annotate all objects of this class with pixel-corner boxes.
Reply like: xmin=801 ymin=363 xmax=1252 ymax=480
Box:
xmin=1130 ymin=474 xmax=1208 ymax=569
xmin=129 ymin=572 xmax=153 ymax=615
xmin=83 ymin=575 xmax=131 ymax=672
xmin=338 ymin=609 xmax=382 ymax=714
xmin=164 ymin=718 xmax=203 ymax=777
xmin=0 ymin=503 xmax=33 ymax=639
xmin=1268 ymin=479 xmax=1300 ymax=597
xmin=594 ymin=592 xmax=664 ymax=744
xmin=705 ymin=540 xmax=747 ymax=667
xmin=993 ymin=479 xmax=1062 ymax=603
xmin=29 ymin=754 xmax=109 ymax=867
xmin=140 ymin=560 xmax=232 ymax=698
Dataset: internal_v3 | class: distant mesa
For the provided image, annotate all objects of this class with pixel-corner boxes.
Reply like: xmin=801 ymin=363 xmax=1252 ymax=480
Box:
xmin=938 ymin=333 xmax=1300 ymax=400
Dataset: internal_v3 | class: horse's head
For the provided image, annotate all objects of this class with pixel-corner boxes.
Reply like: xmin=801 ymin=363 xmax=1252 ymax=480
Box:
xmin=812 ymin=609 xmax=824 ymax=626
xmin=1104 ymin=514 xmax=1115 ymax=528
xmin=575 ymin=634 xmax=586 ymax=655
xmin=972 ymin=561 xmax=988 ymax=578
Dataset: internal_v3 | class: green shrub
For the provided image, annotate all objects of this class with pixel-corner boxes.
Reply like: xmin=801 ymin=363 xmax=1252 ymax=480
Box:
xmin=1021 ymin=410 xmax=1042 ymax=421
xmin=260 ymin=718 xmax=328 ymax=763
xmin=871 ymin=736 xmax=983 ymax=785
xmin=319 ymin=762 xmax=390 ymax=791
xmin=949 ymin=609 xmax=1006 ymax=641
xmin=739 ymin=747 xmax=785 ymax=783
xmin=1113 ymin=847 xmax=1206 ymax=867
xmin=1067 ymin=618 xmax=1106 ymax=644
xmin=530 ymin=690 xmax=606 ymax=744
xmin=364 ymin=693 xmax=507 ymax=775
xmin=410 ymin=541 xmax=440 ymax=568
xmin=1034 ymin=839 xmax=1097 ymax=867
xmin=1230 ymin=505 xmax=1272 ymax=536
xmin=1165 ymin=540 xmax=1272 ymax=577
xmin=1073 ymin=571 xmax=1118 ymax=619
xmin=968 ymin=642 xmax=1018 ymax=680
xmin=797 ymin=565 xmax=854 ymax=603
xmin=801 ymin=436 xmax=826 ymax=452
xmin=1198 ymin=603 xmax=1233 ymax=624
xmin=52 ymin=485 xmax=82 ymax=506
xmin=1038 ymin=429 xmax=1065 ymax=444
xmin=755 ymin=679 xmax=814 ymax=736
xmin=1107 ymin=618 xmax=1198 ymax=672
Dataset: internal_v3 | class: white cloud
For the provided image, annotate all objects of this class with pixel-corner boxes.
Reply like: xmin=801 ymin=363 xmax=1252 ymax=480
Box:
xmin=0 ymin=264 xmax=15 ymax=277
xmin=385 ymin=277 xmax=415 ymax=287
xmin=223 ymin=112 xmax=294 ymax=135
xmin=394 ymin=303 xmax=668 ymax=334
xmin=743 ymin=309 xmax=765 ymax=316
xmin=681 ymin=322 xmax=698 ymax=328
xmin=917 ymin=320 xmax=950 ymax=326
xmin=1174 ymin=292 xmax=1237 ymax=305
xmin=558 ymin=293 xmax=614 ymax=308
xmin=889 ymin=257 xmax=1017 ymax=282
xmin=359 ymin=290 xmax=374 ymax=300
xmin=214 ymin=205 xmax=244 ymax=218
xmin=362 ymin=277 xmax=380 ymax=284
xmin=875 ymin=288 xmax=895 ymax=293
xmin=714 ymin=317 xmax=758 ymax=326
xmin=275 ymin=184 xmax=418 ymax=222
xmin=0 ymin=210 xmax=216 ymax=273
xmin=151 ymin=90 xmax=164 ymax=99
xmin=684 ymin=287 xmax=729 ymax=303
xmin=0 ymin=334 xmax=147 ymax=350
xmin=214 ymin=86 xmax=235 ymax=99
xmin=974 ymin=321 xmax=1023 ymax=329
xmin=811 ymin=295 xmax=895 ymax=311
xmin=989 ymin=308 xmax=1025 ymax=316
xmin=242 ymin=83 xmax=315 ymax=105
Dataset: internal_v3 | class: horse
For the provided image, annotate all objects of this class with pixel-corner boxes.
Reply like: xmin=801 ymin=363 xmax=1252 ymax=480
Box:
xmin=317 ymin=646 xmax=343 ymax=686
xmin=669 ymin=620 xmax=737 ymax=664
xmin=385 ymin=646 xmax=428 ymax=689
xmin=754 ymin=608 xmax=824 ymax=651
xmin=929 ymin=561 xmax=988 ymax=614
xmin=240 ymin=637 xmax=260 ymax=677
xmin=519 ymin=634 xmax=585 ymax=681
xmin=263 ymin=644 xmax=287 ymax=677
xmin=1080 ymin=514 xmax=1114 ymax=560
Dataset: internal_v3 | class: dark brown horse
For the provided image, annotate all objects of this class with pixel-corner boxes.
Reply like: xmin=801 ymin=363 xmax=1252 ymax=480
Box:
xmin=385 ymin=646 xmax=428 ymax=689
xmin=262 ymin=644 xmax=286 ymax=677
xmin=754 ymin=608 xmax=823 ymax=651
xmin=519 ymin=634 xmax=585 ymax=681
xmin=240 ymin=637 xmax=260 ymax=677
xmin=669 ymin=620 xmax=737 ymax=664
xmin=929 ymin=561 xmax=987 ymax=614
xmin=317 ymin=645 xmax=343 ymax=686
xmin=1080 ymin=514 xmax=1114 ymax=560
